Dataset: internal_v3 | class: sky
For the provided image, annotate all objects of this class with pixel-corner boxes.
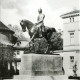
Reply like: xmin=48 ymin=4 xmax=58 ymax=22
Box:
xmin=0 ymin=0 xmax=80 ymax=32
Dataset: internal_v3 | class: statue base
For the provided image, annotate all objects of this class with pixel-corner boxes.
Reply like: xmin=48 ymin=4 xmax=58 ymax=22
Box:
xmin=20 ymin=53 xmax=63 ymax=76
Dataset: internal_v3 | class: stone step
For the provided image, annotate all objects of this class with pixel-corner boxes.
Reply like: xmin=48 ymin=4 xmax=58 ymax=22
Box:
xmin=3 ymin=75 xmax=69 ymax=80
xmin=14 ymin=75 xmax=54 ymax=80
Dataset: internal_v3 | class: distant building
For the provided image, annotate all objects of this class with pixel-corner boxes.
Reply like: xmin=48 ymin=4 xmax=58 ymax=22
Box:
xmin=61 ymin=10 xmax=80 ymax=76
xmin=54 ymin=10 xmax=80 ymax=76
xmin=61 ymin=10 xmax=80 ymax=50
xmin=13 ymin=33 xmax=29 ymax=72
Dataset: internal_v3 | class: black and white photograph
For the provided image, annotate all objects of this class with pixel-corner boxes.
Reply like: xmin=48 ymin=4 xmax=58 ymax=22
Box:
xmin=0 ymin=0 xmax=80 ymax=80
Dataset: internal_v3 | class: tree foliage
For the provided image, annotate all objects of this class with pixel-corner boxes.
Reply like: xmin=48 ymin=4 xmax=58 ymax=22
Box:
xmin=0 ymin=44 xmax=14 ymax=77
xmin=8 ymin=24 xmax=28 ymax=41
xmin=49 ymin=32 xmax=63 ymax=51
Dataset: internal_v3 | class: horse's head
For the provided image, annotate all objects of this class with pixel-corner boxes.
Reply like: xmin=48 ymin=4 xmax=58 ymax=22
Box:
xmin=20 ymin=19 xmax=35 ymax=38
xmin=20 ymin=19 xmax=34 ymax=32
xmin=20 ymin=20 xmax=27 ymax=32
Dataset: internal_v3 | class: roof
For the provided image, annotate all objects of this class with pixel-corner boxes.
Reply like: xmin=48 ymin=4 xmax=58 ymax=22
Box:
xmin=0 ymin=21 xmax=14 ymax=33
xmin=0 ymin=33 xmax=13 ymax=45
xmin=0 ymin=21 xmax=10 ymax=30
xmin=14 ymin=34 xmax=29 ymax=41
xmin=17 ymin=35 xmax=29 ymax=41
xmin=60 ymin=10 xmax=80 ymax=19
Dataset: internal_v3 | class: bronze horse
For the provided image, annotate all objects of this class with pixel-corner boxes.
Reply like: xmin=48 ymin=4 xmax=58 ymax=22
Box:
xmin=20 ymin=19 xmax=56 ymax=41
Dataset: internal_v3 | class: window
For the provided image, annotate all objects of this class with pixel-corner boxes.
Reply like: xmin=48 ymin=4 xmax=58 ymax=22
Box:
xmin=73 ymin=18 xmax=74 ymax=22
xmin=17 ymin=42 xmax=20 ymax=46
xmin=17 ymin=50 xmax=20 ymax=55
xmin=70 ymin=56 xmax=74 ymax=62
xmin=70 ymin=56 xmax=74 ymax=68
xmin=70 ymin=18 xmax=71 ymax=22
xmin=69 ymin=17 xmax=74 ymax=22
xmin=70 ymin=33 xmax=74 ymax=45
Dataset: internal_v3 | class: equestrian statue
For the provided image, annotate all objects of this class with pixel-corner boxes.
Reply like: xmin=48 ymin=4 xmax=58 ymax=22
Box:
xmin=20 ymin=8 xmax=56 ymax=54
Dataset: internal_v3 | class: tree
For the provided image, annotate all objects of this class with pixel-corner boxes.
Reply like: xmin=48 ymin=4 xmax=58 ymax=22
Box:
xmin=8 ymin=24 xmax=28 ymax=41
xmin=8 ymin=24 xmax=23 ymax=36
xmin=49 ymin=32 xmax=63 ymax=51
xmin=0 ymin=44 xmax=14 ymax=77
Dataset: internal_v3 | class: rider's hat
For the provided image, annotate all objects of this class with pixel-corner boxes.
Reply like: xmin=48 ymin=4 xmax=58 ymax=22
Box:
xmin=38 ymin=8 xmax=42 ymax=13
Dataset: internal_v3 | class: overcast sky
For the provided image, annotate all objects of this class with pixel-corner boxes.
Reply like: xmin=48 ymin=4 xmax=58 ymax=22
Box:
xmin=0 ymin=0 xmax=79 ymax=31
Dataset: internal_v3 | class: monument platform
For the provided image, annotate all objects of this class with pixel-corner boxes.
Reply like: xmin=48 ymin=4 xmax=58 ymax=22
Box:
xmin=4 ymin=53 xmax=67 ymax=80
xmin=20 ymin=53 xmax=63 ymax=76
xmin=4 ymin=75 xmax=69 ymax=80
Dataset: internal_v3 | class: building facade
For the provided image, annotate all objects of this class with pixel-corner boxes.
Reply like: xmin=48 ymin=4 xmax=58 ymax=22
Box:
xmin=60 ymin=10 xmax=80 ymax=76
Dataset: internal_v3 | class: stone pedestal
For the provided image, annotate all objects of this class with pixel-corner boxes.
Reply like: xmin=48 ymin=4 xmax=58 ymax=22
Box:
xmin=20 ymin=53 xmax=63 ymax=76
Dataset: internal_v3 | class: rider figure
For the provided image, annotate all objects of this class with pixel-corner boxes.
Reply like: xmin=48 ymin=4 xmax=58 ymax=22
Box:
xmin=36 ymin=8 xmax=45 ymax=37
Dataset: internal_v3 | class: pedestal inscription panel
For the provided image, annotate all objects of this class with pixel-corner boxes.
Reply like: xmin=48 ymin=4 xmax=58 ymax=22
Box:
xmin=20 ymin=54 xmax=63 ymax=76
